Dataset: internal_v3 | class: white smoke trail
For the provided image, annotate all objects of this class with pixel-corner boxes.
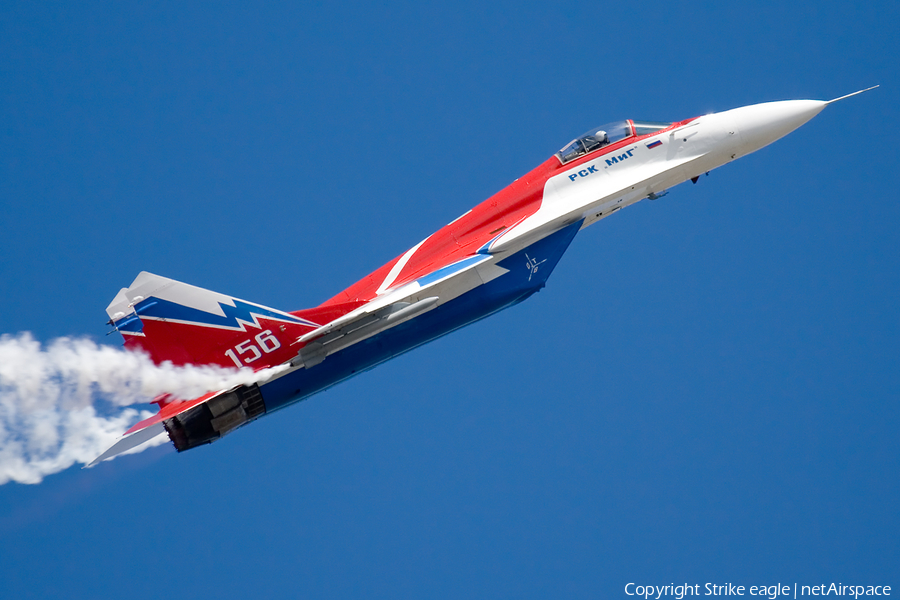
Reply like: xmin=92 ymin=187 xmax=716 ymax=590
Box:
xmin=0 ymin=332 xmax=287 ymax=485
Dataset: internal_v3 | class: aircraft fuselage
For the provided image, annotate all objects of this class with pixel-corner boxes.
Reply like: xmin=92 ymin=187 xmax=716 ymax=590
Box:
xmin=95 ymin=93 xmax=872 ymax=461
xmin=259 ymin=99 xmax=832 ymax=411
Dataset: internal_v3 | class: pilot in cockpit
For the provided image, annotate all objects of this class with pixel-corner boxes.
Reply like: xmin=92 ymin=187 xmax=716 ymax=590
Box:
xmin=582 ymin=130 xmax=609 ymax=152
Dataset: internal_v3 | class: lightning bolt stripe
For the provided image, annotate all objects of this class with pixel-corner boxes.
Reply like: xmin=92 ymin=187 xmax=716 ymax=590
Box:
xmin=120 ymin=297 xmax=318 ymax=332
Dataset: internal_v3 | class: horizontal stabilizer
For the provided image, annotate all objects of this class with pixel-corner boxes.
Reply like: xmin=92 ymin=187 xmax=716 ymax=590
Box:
xmin=87 ymin=390 xmax=223 ymax=466
xmin=86 ymin=423 xmax=167 ymax=467
xmin=88 ymin=380 xmax=271 ymax=466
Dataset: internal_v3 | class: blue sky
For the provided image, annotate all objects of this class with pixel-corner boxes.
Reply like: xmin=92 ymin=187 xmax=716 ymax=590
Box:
xmin=1 ymin=1 xmax=897 ymax=598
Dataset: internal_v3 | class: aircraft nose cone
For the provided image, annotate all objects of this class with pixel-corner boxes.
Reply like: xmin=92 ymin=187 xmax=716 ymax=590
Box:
xmin=725 ymin=100 xmax=827 ymax=158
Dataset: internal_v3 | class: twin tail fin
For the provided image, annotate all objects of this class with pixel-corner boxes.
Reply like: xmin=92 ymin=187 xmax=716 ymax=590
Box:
xmin=107 ymin=271 xmax=318 ymax=368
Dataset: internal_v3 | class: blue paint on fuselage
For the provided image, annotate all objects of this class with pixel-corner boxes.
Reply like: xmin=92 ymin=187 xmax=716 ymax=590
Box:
xmin=259 ymin=220 xmax=583 ymax=412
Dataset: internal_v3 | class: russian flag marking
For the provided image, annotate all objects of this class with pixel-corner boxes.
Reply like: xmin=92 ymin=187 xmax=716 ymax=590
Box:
xmin=646 ymin=140 xmax=662 ymax=149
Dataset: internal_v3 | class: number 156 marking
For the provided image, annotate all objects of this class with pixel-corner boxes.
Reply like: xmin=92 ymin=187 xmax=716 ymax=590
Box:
xmin=224 ymin=330 xmax=281 ymax=367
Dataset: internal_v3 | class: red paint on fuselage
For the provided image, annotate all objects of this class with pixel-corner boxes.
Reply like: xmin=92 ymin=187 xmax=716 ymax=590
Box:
xmin=128 ymin=117 xmax=700 ymax=370
xmin=314 ymin=117 xmax=697 ymax=306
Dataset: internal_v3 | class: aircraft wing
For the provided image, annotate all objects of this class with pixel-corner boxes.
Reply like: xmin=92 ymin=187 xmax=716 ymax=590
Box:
xmin=291 ymin=253 xmax=506 ymax=367
xmin=92 ymin=253 xmax=509 ymax=464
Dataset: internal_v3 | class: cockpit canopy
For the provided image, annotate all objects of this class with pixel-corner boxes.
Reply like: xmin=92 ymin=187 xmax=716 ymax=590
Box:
xmin=556 ymin=120 xmax=672 ymax=164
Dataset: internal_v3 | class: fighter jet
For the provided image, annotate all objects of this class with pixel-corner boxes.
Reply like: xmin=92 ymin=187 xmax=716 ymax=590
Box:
xmin=90 ymin=88 xmax=877 ymax=465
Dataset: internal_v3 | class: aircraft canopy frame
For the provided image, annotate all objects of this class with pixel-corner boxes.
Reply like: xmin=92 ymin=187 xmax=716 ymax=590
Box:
xmin=556 ymin=120 xmax=671 ymax=164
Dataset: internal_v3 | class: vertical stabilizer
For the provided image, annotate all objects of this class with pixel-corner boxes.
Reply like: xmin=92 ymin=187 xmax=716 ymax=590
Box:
xmin=107 ymin=272 xmax=318 ymax=368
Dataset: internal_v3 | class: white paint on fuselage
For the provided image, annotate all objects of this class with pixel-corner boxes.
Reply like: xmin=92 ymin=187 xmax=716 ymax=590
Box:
xmin=324 ymin=99 xmax=833 ymax=367
xmin=489 ymin=111 xmax=744 ymax=256
xmin=287 ymin=99 xmax=831 ymax=372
